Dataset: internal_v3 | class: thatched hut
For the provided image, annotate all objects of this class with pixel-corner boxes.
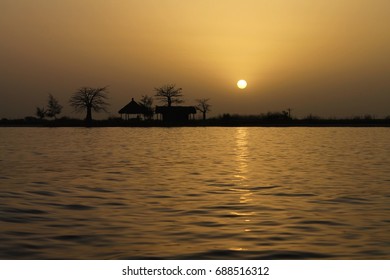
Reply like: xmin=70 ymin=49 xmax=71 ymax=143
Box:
xmin=118 ymin=98 xmax=145 ymax=120
xmin=155 ymin=106 xmax=197 ymax=122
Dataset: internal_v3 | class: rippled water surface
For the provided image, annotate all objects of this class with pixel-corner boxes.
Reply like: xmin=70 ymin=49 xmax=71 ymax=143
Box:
xmin=0 ymin=127 xmax=389 ymax=259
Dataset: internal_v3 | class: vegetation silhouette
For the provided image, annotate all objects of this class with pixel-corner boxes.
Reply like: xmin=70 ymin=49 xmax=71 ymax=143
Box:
xmin=2 ymin=83 xmax=389 ymax=127
xmin=46 ymin=94 xmax=62 ymax=119
xmin=154 ymin=84 xmax=183 ymax=107
xmin=35 ymin=94 xmax=62 ymax=120
xmin=3 ymin=110 xmax=390 ymax=127
xmin=139 ymin=95 xmax=154 ymax=120
xmin=195 ymin=98 xmax=212 ymax=121
xmin=35 ymin=106 xmax=46 ymax=120
xmin=69 ymin=86 xmax=109 ymax=124
xmin=152 ymin=84 xmax=197 ymax=122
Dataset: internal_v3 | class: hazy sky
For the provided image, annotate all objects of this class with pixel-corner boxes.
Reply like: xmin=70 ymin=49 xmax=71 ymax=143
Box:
xmin=1 ymin=0 xmax=390 ymax=119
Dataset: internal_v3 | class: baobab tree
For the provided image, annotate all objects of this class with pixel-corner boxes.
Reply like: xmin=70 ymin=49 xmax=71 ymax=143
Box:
xmin=69 ymin=86 xmax=109 ymax=122
xmin=195 ymin=98 xmax=211 ymax=120
xmin=154 ymin=84 xmax=183 ymax=107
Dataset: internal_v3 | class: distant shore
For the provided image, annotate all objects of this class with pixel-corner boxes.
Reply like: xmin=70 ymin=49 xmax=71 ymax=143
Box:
xmin=1 ymin=117 xmax=390 ymax=127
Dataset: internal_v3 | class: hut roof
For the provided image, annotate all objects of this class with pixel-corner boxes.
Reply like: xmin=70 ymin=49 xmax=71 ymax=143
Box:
xmin=155 ymin=106 xmax=197 ymax=114
xmin=118 ymin=98 xmax=145 ymax=114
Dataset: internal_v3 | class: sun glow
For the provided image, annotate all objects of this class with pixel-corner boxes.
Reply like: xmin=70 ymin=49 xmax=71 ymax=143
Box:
xmin=237 ymin=80 xmax=247 ymax=89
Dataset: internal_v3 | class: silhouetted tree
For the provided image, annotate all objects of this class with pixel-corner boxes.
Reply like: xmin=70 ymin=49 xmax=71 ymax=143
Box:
xmin=287 ymin=108 xmax=292 ymax=118
xmin=36 ymin=106 xmax=47 ymax=119
xmin=364 ymin=114 xmax=373 ymax=120
xmin=195 ymin=98 xmax=211 ymax=120
xmin=280 ymin=108 xmax=293 ymax=119
xmin=46 ymin=94 xmax=62 ymax=119
xmin=265 ymin=111 xmax=291 ymax=121
xmin=304 ymin=114 xmax=321 ymax=121
xmin=139 ymin=94 xmax=154 ymax=120
xmin=154 ymin=84 xmax=183 ymax=107
xmin=69 ymin=86 xmax=109 ymax=123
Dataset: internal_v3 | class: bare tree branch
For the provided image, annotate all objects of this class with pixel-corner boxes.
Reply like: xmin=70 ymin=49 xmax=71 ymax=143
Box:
xmin=69 ymin=86 xmax=109 ymax=122
xmin=195 ymin=98 xmax=211 ymax=120
xmin=154 ymin=84 xmax=183 ymax=107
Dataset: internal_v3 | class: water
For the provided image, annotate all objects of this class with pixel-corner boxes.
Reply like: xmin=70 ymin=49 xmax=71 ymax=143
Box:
xmin=0 ymin=127 xmax=389 ymax=259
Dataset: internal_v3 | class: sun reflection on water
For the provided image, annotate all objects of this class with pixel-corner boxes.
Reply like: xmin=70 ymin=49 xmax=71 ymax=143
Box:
xmin=230 ymin=128 xmax=255 ymax=251
xmin=234 ymin=127 xmax=249 ymax=185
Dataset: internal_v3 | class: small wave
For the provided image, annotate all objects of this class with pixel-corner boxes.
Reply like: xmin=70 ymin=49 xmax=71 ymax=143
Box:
xmin=250 ymin=186 xmax=281 ymax=190
xmin=208 ymin=183 xmax=236 ymax=187
xmin=267 ymin=236 xmax=287 ymax=241
xmin=3 ymin=231 xmax=32 ymax=237
xmin=0 ymin=215 xmax=53 ymax=223
xmin=326 ymin=196 xmax=370 ymax=205
xmin=185 ymin=193 xmax=203 ymax=197
xmin=78 ymin=195 xmax=105 ymax=200
xmin=191 ymin=221 xmax=224 ymax=227
xmin=28 ymin=190 xmax=56 ymax=197
xmin=182 ymin=209 xmax=209 ymax=215
xmin=147 ymin=195 xmax=174 ymax=199
xmin=62 ymin=204 xmax=95 ymax=210
xmin=357 ymin=249 xmax=388 ymax=258
xmin=298 ymin=220 xmax=347 ymax=226
xmin=287 ymin=225 xmax=320 ymax=232
xmin=31 ymin=181 xmax=49 ymax=185
xmin=106 ymin=171 xmax=123 ymax=175
xmin=260 ymin=221 xmax=281 ymax=226
xmin=103 ymin=202 xmax=127 ymax=206
xmin=0 ymin=246 xmax=41 ymax=259
xmin=271 ymin=193 xmax=316 ymax=197
xmin=89 ymin=187 xmax=114 ymax=193
xmin=2 ymin=191 xmax=23 ymax=198
xmin=173 ymin=249 xmax=333 ymax=260
xmin=205 ymin=205 xmax=244 ymax=210
xmin=1 ymin=207 xmax=47 ymax=215
xmin=52 ymin=234 xmax=97 ymax=243
xmin=104 ymin=177 xmax=125 ymax=182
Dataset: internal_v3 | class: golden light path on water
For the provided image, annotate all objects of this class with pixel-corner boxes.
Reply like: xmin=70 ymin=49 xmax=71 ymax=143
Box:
xmin=230 ymin=128 xmax=254 ymax=251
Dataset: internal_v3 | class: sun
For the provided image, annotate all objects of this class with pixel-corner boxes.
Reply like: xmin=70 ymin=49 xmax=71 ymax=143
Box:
xmin=237 ymin=80 xmax=247 ymax=89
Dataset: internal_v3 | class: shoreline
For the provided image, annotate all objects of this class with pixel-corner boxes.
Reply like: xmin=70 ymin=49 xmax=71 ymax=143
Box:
xmin=1 ymin=119 xmax=390 ymax=128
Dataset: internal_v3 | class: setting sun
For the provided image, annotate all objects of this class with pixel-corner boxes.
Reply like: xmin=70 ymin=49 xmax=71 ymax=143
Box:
xmin=237 ymin=80 xmax=247 ymax=89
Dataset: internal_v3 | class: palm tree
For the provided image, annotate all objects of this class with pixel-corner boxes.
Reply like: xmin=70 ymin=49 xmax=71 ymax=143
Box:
xmin=69 ymin=86 xmax=109 ymax=123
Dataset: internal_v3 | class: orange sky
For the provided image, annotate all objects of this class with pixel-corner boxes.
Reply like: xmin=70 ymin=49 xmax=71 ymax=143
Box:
xmin=1 ymin=0 xmax=390 ymax=118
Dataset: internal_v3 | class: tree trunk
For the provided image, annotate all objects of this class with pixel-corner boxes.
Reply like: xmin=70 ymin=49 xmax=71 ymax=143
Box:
xmin=86 ymin=106 xmax=92 ymax=123
xmin=203 ymin=111 xmax=206 ymax=121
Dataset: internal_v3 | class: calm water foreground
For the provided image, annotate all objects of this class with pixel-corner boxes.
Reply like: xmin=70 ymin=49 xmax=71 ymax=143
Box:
xmin=0 ymin=127 xmax=389 ymax=259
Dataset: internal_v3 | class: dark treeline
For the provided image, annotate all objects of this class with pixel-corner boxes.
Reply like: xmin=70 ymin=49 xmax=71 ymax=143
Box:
xmin=1 ymin=84 xmax=389 ymax=127
xmin=206 ymin=113 xmax=390 ymax=127
xmin=1 ymin=112 xmax=390 ymax=127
